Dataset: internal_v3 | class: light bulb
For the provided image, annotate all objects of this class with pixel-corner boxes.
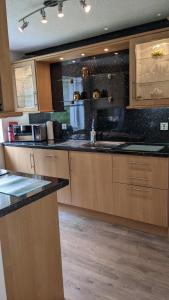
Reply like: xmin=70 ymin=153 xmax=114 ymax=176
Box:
xmin=18 ymin=20 xmax=29 ymax=32
xmin=41 ymin=9 xmax=47 ymax=24
xmin=84 ymin=4 xmax=91 ymax=13
xmin=58 ymin=1 xmax=64 ymax=18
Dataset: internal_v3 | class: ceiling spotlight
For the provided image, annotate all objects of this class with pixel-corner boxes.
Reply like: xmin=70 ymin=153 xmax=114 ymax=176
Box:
xmin=157 ymin=13 xmax=162 ymax=17
xmin=81 ymin=53 xmax=85 ymax=56
xmin=72 ymin=60 xmax=76 ymax=63
xmin=41 ymin=9 xmax=47 ymax=23
xmin=18 ymin=19 xmax=29 ymax=32
xmin=104 ymin=27 xmax=108 ymax=31
xmin=58 ymin=0 xmax=64 ymax=18
xmin=104 ymin=48 xmax=109 ymax=52
xmin=60 ymin=57 xmax=64 ymax=60
xmin=114 ymin=52 xmax=119 ymax=55
xmin=80 ymin=0 xmax=91 ymax=13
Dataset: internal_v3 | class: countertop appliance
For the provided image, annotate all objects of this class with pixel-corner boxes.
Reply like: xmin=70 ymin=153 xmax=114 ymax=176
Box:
xmin=13 ymin=124 xmax=47 ymax=142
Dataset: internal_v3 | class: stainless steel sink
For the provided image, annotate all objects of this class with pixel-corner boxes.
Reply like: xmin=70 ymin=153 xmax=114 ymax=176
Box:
xmin=83 ymin=141 xmax=126 ymax=148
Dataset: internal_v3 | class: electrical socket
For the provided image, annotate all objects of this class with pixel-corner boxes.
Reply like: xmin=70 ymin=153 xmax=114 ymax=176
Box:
xmin=62 ymin=123 xmax=67 ymax=130
xmin=160 ymin=122 xmax=168 ymax=131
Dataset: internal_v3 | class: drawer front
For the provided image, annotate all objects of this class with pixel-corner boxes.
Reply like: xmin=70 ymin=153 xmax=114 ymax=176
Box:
xmin=113 ymin=155 xmax=168 ymax=189
xmin=111 ymin=183 xmax=168 ymax=227
xmin=34 ymin=149 xmax=69 ymax=179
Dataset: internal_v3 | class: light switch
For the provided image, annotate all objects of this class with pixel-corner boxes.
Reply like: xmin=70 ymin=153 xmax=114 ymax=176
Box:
xmin=160 ymin=122 xmax=168 ymax=131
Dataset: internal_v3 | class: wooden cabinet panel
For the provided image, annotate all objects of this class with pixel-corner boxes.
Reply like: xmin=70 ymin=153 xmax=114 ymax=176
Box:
xmin=0 ymin=0 xmax=14 ymax=112
xmin=34 ymin=149 xmax=71 ymax=204
xmin=110 ymin=183 xmax=168 ymax=227
xmin=34 ymin=149 xmax=69 ymax=178
xmin=113 ymin=154 xmax=168 ymax=189
xmin=12 ymin=61 xmax=52 ymax=112
xmin=4 ymin=146 xmax=34 ymax=174
xmin=129 ymin=30 xmax=169 ymax=108
xmin=70 ymin=151 xmax=113 ymax=212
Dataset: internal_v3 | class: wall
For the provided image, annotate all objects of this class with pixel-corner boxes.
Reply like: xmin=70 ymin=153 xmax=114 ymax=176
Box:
xmin=29 ymin=107 xmax=169 ymax=143
xmin=0 ymin=113 xmax=29 ymax=142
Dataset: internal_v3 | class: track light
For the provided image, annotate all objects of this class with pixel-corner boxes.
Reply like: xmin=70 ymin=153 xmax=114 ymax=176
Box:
xmin=41 ymin=8 xmax=47 ymax=23
xmin=18 ymin=0 xmax=92 ymax=31
xmin=80 ymin=0 xmax=91 ymax=13
xmin=58 ymin=1 xmax=64 ymax=18
xmin=18 ymin=19 xmax=29 ymax=32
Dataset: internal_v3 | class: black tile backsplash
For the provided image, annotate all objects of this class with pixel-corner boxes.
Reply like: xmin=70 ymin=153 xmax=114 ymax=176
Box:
xmin=29 ymin=107 xmax=169 ymax=143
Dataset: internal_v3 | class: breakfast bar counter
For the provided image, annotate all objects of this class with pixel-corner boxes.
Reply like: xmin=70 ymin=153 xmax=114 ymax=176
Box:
xmin=0 ymin=170 xmax=68 ymax=300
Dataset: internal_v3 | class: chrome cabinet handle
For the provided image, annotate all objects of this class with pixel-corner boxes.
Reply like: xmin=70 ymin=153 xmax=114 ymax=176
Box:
xmin=128 ymin=161 xmax=147 ymax=166
xmin=30 ymin=153 xmax=34 ymax=169
xmin=127 ymin=186 xmax=151 ymax=193
xmin=33 ymin=91 xmax=38 ymax=106
xmin=45 ymin=155 xmax=57 ymax=159
xmin=128 ymin=176 xmax=148 ymax=181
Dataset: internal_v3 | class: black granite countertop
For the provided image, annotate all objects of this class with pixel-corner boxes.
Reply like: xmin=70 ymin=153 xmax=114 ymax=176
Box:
xmin=3 ymin=140 xmax=169 ymax=157
xmin=0 ymin=170 xmax=69 ymax=218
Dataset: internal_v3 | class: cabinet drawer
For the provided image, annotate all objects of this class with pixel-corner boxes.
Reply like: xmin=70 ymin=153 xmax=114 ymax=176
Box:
xmin=113 ymin=155 xmax=168 ymax=189
xmin=34 ymin=149 xmax=69 ymax=179
xmin=111 ymin=183 xmax=168 ymax=227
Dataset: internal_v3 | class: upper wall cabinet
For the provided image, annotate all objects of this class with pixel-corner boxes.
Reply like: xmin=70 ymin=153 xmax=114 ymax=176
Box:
xmin=130 ymin=30 xmax=169 ymax=108
xmin=12 ymin=60 xmax=53 ymax=112
xmin=0 ymin=0 xmax=15 ymax=112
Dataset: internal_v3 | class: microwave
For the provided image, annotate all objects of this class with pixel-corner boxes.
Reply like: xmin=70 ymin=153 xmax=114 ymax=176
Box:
xmin=13 ymin=124 xmax=47 ymax=141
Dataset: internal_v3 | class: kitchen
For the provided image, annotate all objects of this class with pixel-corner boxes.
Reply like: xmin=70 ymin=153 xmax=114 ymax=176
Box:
xmin=1 ymin=0 xmax=169 ymax=299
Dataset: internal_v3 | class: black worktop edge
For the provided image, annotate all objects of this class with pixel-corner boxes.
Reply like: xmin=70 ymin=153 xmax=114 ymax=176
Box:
xmin=3 ymin=142 xmax=169 ymax=158
xmin=0 ymin=178 xmax=69 ymax=218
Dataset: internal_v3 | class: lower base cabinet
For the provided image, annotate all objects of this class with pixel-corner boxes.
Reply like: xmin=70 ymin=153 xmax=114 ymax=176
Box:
xmin=4 ymin=147 xmax=71 ymax=205
xmin=111 ymin=183 xmax=168 ymax=227
xmin=4 ymin=146 xmax=169 ymax=228
xmin=4 ymin=146 xmax=35 ymax=174
xmin=33 ymin=149 xmax=71 ymax=205
xmin=70 ymin=151 xmax=113 ymax=212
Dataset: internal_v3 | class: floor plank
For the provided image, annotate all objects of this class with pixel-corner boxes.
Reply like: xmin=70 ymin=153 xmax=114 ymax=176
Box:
xmin=59 ymin=208 xmax=169 ymax=300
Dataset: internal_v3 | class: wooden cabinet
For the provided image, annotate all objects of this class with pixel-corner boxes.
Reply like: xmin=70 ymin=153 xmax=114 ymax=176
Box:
xmin=12 ymin=60 xmax=53 ymax=112
xmin=70 ymin=151 xmax=113 ymax=212
xmin=130 ymin=30 xmax=169 ymax=108
xmin=33 ymin=149 xmax=71 ymax=204
xmin=4 ymin=147 xmax=71 ymax=204
xmin=110 ymin=183 xmax=168 ymax=227
xmin=4 ymin=146 xmax=35 ymax=174
xmin=113 ymin=154 xmax=168 ymax=189
xmin=0 ymin=0 xmax=15 ymax=112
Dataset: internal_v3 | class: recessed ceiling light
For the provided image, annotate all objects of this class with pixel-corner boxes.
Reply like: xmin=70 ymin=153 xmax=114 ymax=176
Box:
xmin=60 ymin=57 xmax=64 ymax=60
xmin=157 ymin=13 xmax=162 ymax=17
xmin=104 ymin=27 xmax=108 ymax=31
xmin=114 ymin=52 xmax=119 ymax=55
xmin=81 ymin=53 xmax=85 ymax=56
xmin=104 ymin=48 xmax=109 ymax=52
xmin=72 ymin=60 xmax=76 ymax=63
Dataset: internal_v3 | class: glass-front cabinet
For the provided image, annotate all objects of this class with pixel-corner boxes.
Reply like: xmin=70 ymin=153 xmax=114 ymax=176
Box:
xmin=130 ymin=31 xmax=169 ymax=108
xmin=12 ymin=61 xmax=38 ymax=112
xmin=12 ymin=60 xmax=53 ymax=112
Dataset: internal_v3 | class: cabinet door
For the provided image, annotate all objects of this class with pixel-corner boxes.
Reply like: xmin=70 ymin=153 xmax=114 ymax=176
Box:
xmin=130 ymin=30 xmax=169 ymax=108
xmin=70 ymin=151 xmax=113 ymax=212
xmin=110 ymin=183 xmax=168 ymax=227
xmin=33 ymin=149 xmax=71 ymax=204
xmin=13 ymin=61 xmax=38 ymax=112
xmin=4 ymin=146 xmax=34 ymax=174
xmin=113 ymin=154 xmax=168 ymax=189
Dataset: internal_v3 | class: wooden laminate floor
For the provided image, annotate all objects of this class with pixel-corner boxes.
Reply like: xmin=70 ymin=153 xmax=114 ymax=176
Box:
xmin=59 ymin=208 xmax=169 ymax=300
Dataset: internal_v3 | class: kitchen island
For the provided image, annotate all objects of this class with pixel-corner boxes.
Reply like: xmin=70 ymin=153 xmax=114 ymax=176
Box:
xmin=0 ymin=170 xmax=68 ymax=300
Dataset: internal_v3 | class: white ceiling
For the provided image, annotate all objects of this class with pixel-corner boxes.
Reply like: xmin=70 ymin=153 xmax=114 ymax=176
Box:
xmin=6 ymin=0 xmax=169 ymax=53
